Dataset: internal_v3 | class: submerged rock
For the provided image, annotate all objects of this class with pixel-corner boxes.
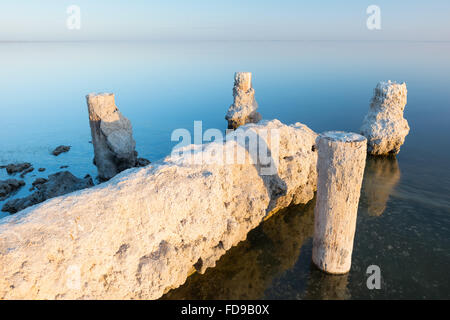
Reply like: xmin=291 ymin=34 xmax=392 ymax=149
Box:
xmin=19 ymin=167 xmax=34 ymax=178
xmin=86 ymin=93 xmax=138 ymax=181
xmin=32 ymin=177 xmax=48 ymax=187
xmin=1 ymin=171 xmax=93 ymax=214
xmin=29 ymin=178 xmax=48 ymax=191
xmin=360 ymin=81 xmax=410 ymax=155
xmin=38 ymin=168 xmax=46 ymax=172
xmin=1 ymin=163 xmax=32 ymax=175
xmin=136 ymin=158 xmax=151 ymax=167
xmin=52 ymin=145 xmax=71 ymax=156
xmin=0 ymin=179 xmax=25 ymax=201
xmin=0 ymin=119 xmax=317 ymax=299
xmin=225 ymin=72 xmax=262 ymax=130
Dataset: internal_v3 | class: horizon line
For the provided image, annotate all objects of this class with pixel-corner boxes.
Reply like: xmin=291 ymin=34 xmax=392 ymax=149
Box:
xmin=1 ymin=39 xmax=450 ymax=44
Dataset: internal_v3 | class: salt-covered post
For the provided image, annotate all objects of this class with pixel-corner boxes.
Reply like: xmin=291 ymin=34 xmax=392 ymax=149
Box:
xmin=225 ymin=72 xmax=262 ymax=130
xmin=86 ymin=93 xmax=137 ymax=181
xmin=312 ymin=131 xmax=367 ymax=274
xmin=360 ymin=81 xmax=409 ymax=155
xmin=235 ymin=72 xmax=252 ymax=91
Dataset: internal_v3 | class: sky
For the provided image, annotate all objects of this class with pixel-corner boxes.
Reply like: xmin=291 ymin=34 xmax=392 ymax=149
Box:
xmin=0 ymin=0 xmax=449 ymax=42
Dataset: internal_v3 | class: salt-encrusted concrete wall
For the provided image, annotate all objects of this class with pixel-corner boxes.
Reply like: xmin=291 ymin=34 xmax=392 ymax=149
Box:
xmin=0 ymin=119 xmax=317 ymax=300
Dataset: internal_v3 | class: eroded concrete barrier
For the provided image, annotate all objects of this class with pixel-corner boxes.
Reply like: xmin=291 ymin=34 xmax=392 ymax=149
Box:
xmin=360 ymin=81 xmax=409 ymax=155
xmin=225 ymin=72 xmax=262 ymax=130
xmin=0 ymin=119 xmax=317 ymax=299
xmin=86 ymin=93 xmax=138 ymax=181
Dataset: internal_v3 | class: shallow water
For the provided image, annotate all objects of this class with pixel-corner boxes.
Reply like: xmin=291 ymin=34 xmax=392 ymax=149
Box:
xmin=1 ymin=41 xmax=449 ymax=299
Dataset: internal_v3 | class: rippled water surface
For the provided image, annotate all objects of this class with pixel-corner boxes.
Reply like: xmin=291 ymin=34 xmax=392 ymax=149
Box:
xmin=1 ymin=41 xmax=449 ymax=299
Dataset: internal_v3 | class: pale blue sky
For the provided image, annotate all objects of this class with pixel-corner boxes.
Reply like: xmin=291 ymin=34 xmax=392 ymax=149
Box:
xmin=0 ymin=0 xmax=449 ymax=41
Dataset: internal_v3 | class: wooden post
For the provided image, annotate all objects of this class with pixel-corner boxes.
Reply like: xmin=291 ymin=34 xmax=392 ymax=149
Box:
xmin=312 ymin=131 xmax=367 ymax=274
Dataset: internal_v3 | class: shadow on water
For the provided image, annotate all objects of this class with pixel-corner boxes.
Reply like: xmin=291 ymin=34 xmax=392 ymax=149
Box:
xmin=163 ymin=154 xmax=449 ymax=299
xmin=162 ymin=199 xmax=316 ymax=300
xmin=162 ymin=156 xmax=405 ymax=300
xmin=303 ymin=266 xmax=350 ymax=300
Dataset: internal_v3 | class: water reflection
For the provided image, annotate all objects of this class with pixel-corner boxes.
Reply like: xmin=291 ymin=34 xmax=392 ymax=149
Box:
xmin=162 ymin=199 xmax=315 ymax=300
xmin=361 ymin=156 xmax=401 ymax=216
xmin=163 ymin=155 xmax=403 ymax=300
xmin=303 ymin=266 xmax=350 ymax=300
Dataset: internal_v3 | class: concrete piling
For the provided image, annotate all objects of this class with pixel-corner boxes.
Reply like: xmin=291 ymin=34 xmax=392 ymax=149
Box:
xmin=312 ymin=131 xmax=367 ymax=274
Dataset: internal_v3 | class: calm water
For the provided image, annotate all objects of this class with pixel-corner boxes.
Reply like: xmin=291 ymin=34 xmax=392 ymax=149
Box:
xmin=1 ymin=41 xmax=449 ymax=299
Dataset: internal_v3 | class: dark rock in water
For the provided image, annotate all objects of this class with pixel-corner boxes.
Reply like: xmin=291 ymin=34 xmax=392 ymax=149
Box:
xmin=1 ymin=171 xmax=94 ymax=214
xmin=60 ymin=165 xmax=69 ymax=169
xmin=29 ymin=177 xmax=49 ymax=191
xmin=38 ymin=168 xmax=46 ymax=172
xmin=0 ymin=179 xmax=25 ymax=201
xmin=52 ymin=145 xmax=71 ymax=156
xmin=32 ymin=178 xmax=48 ymax=187
xmin=1 ymin=163 xmax=32 ymax=175
xmin=20 ymin=167 xmax=34 ymax=178
xmin=136 ymin=158 xmax=151 ymax=167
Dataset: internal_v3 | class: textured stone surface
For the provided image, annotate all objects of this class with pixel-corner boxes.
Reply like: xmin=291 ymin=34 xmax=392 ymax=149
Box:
xmin=52 ymin=145 xmax=71 ymax=156
xmin=19 ymin=167 xmax=34 ymax=178
xmin=0 ymin=163 xmax=32 ymax=175
xmin=136 ymin=158 xmax=151 ymax=168
xmin=312 ymin=131 xmax=367 ymax=274
xmin=0 ymin=119 xmax=317 ymax=299
xmin=360 ymin=81 xmax=410 ymax=155
xmin=225 ymin=72 xmax=262 ymax=129
xmin=32 ymin=178 xmax=48 ymax=187
xmin=0 ymin=179 xmax=25 ymax=201
xmin=86 ymin=93 xmax=137 ymax=181
xmin=1 ymin=171 xmax=93 ymax=214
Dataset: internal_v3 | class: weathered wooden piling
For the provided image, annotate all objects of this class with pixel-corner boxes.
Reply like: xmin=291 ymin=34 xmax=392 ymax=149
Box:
xmin=312 ymin=131 xmax=367 ymax=274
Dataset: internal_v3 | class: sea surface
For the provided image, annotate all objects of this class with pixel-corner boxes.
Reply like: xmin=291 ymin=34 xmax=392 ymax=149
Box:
xmin=1 ymin=41 xmax=449 ymax=299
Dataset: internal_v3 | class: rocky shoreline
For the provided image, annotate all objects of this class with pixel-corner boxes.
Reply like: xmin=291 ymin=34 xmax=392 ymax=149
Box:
xmin=2 ymin=172 xmax=94 ymax=214
xmin=0 ymin=145 xmax=94 ymax=214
